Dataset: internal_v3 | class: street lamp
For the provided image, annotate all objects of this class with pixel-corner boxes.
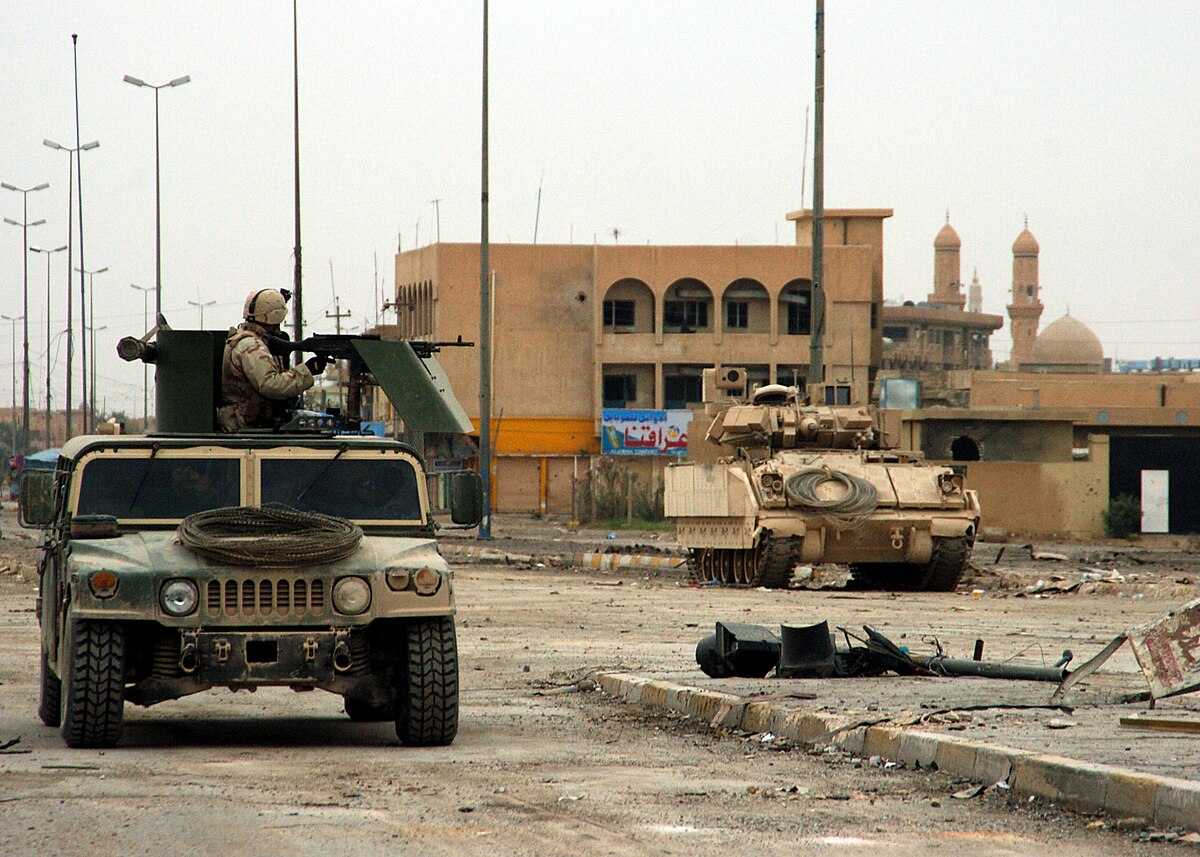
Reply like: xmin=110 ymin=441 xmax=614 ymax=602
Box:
xmin=75 ymin=264 xmax=107 ymax=432
xmin=30 ymin=245 xmax=68 ymax=447
xmin=2 ymin=180 xmax=50 ymax=454
xmin=187 ymin=299 xmax=216 ymax=329
xmin=131 ymin=284 xmax=154 ymax=431
xmin=45 ymin=139 xmax=98 ymax=437
xmin=0 ymin=314 xmax=22 ymax=450
xmin=123 ymin=73 xmax=190 ymax=321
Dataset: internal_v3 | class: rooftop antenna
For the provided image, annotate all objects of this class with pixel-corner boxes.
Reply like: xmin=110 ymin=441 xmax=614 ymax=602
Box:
xmin=373 ymin=251 xmax=379 ymax=327
xmin=430 ymin=198 xmax=441 ymax=243
xmin=612 ymin=227 xmax=621 ymax=244
xmin=800 ymin=103 xmax=810 ymax=208
xmin=533 ymin=169 xmax=544 ymax=244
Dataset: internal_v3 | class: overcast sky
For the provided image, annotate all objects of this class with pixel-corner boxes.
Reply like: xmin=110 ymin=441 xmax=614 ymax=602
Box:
xmin=1 ymin=2 xmax=1197 ymax=416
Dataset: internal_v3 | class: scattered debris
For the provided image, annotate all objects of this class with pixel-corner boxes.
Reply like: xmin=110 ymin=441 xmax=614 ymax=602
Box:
xmin=1028 ymin=546 xmax=1069 ymax=562
xmin=1119 ymin=717 xmax=1200 ymax=735
xmin=952 ymin=784 xmax=986 ymax=800
xmin=1046 ymin=718 xmax=1077 ymax=730
xmin=1128 ymin=596 xmax=1200 ymax=700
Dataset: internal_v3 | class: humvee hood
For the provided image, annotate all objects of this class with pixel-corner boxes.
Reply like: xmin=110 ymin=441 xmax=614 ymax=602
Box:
xmin=67 ymin=532 xmax=449 ymax=575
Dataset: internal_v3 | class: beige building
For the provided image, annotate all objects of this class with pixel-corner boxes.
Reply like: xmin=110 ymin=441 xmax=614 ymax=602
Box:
xmin=393 ymin=209 xmax=891 ymax=513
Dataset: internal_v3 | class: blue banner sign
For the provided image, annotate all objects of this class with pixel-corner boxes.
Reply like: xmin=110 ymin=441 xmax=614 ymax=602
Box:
xmin=601 ymin=409 xmax=691 ymax=456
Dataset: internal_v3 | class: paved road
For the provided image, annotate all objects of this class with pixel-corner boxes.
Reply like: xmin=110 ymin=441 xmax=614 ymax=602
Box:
xmin=0 ymin=535 xmax=1184 ymax=855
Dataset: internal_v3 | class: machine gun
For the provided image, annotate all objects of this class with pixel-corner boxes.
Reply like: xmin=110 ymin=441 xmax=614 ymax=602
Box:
xmin=263 ymin=332 xmax=473 ymax=362
xmin=261 ymin=332 xmax=475 ymax=426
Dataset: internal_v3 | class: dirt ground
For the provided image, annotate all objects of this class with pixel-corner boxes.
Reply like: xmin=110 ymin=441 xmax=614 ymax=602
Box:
xmin=0 ymin=510 xmax=1194 ymax=855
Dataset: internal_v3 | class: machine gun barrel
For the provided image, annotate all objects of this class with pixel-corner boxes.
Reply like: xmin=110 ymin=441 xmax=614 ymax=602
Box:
xmin=262 ymin=332 xmax=474 ymax=360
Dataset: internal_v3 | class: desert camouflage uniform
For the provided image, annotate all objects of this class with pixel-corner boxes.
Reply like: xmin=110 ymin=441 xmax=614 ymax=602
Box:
xmin=217 ymin=321 xmax=314 ymax=431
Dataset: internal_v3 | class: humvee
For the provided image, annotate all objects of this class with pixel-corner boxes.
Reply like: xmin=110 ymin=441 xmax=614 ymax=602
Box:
xmin=20 ymin=326 xmax=481 ymax=748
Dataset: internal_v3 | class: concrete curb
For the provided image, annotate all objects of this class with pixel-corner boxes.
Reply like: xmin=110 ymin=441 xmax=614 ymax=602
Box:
xmin=439 ymin=543 xmax=687 ymax=571
xmin=592 ymin=671 xmax=1200 ymax=830
xmin=570 ymin=552 xmax=687 ymax=571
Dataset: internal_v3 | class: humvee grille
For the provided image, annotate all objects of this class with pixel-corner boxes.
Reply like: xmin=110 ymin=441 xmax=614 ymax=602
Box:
xmin=204 ymin=578 xmax=327 ymax=617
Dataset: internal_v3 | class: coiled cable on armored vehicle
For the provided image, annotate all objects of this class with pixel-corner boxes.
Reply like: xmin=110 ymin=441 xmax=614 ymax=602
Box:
xmin=178 ymin=506 xmax=363 ymax=566
xmin=783 ymin=467 xmax=878 ymax=530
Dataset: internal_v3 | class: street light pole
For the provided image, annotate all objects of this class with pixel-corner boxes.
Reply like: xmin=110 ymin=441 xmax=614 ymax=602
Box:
xmin=1 ymin=315 xmax=22 ymax=448
xmin=123 ymin=73 xmax=189 ymax=322
xmin=187 ymin=299 xmax=215 ymax=329
xmin=46 ymin=139 xmax=98 ymax=436
xmin=31 ymin=245 xmax=68 ymax=447
xmin=131 ymin=284 xmax=153 ymax=431
xmin=74 ymin=264 xmax=107 ymax=431
xmin=2 ymin=181 xmax=49 ymax=454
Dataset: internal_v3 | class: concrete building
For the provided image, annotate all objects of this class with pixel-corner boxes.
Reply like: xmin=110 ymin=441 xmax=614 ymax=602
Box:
xmin=393 ymin=208 xmax=891 ymax=514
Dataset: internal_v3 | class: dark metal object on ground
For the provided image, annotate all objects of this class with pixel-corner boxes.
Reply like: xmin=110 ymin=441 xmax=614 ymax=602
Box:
xmin=696 ymin=622 xmax=781 ymax=679
xmin=921 ymin=656 xmax=1068 ymax=683
xmin=778 ymin=621 xmax=838 ymax=678
xmin=178 ymin=506 xmax=362 ymax=567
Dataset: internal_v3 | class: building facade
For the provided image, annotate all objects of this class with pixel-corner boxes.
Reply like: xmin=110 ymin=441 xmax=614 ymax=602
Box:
xmin=393 ymin=209 xmax=891 ymax=513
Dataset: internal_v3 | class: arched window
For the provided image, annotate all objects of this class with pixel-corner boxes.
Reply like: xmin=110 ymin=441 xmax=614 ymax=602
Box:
xmin=663 ymin=279 xmax=712 ymax=334
xmin=602 ymin=279 xmax=654 ymax=334
xmin=721 ymin=278 xmax=769 ymax=334
xmin=778 ymin=279 xmax=812 ymax=336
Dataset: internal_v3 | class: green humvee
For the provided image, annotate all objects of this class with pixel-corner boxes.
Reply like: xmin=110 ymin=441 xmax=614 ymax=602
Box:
xmin=21 ymin=327 xmax=481 ymax=749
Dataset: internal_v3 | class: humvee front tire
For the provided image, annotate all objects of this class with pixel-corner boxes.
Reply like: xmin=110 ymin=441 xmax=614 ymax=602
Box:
xmin=38 ymin=650 xmax=61 ymax=727
xmin=395 ymin=617 xmax=458 ymax=746
xmin=59 ymin=622 xmax=125 ymax=748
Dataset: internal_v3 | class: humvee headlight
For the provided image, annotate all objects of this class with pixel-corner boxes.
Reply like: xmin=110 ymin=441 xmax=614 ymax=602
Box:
xmin=89 ymin=571 xmax=119 ymax=599
xmin=160 ymin=579 xmax=198 ymax=616
xmin=333 ymin=576 xmax=372 ymax=615
xmin=385 ymin=569 xmax=412 ymax=591
xmin=413 ymin=566 xmax=442 ymax=596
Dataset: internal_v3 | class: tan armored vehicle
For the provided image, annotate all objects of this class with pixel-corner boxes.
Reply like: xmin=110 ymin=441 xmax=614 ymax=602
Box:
xmin=665 ymin=369 xmax=980 ymax=591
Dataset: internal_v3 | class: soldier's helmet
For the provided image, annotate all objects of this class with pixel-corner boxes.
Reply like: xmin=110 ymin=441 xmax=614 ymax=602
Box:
xmin=243 ymin=288 xmax=291 ymax=327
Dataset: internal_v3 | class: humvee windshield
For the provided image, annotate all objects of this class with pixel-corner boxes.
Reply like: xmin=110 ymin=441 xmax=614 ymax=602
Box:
xmin=77 ymin=457 xmax=242 ymax=519
xmin=260 ymin=457 xmax=422 ymax=521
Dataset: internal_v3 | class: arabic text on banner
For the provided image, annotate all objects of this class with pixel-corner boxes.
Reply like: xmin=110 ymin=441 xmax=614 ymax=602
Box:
xmin=601 ymin=409 xmax=691 ymax=457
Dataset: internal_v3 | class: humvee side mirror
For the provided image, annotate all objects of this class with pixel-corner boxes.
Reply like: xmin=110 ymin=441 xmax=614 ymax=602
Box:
xmin=18 ymin=470 xmax=56 ymax=529
xmin=448 ymin=470 xmax=483 ymax=527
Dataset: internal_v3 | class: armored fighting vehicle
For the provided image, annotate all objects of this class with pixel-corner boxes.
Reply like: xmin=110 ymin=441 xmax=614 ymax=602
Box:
xmin=664 ymin=368 xmax=980 ymax=591
xmin=20 ymin=325 xmax=481 ymax=748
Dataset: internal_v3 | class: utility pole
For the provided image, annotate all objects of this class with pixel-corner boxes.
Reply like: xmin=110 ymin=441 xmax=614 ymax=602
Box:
xmin=478 ymin=0 xmax=493 ymax=539
xmin=31 ymin=245 xmax=67 ymax=446
xmin=430 ymin=198 xmax=441 ymax=244
xmin=807 ymin=0 xmax=826 ymax=390
xmin=325 ymin=300 xmax=351 ymax=410
xmin=1 ymin=315 xmax=22 ymax=448
xmin=187 ymin=298 xmax=215 ymax=328
xmin=291 ymin=0 xmax=304 ymax=360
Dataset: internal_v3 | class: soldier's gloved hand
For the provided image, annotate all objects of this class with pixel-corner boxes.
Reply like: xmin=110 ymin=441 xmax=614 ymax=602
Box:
xmin=305 ymin=354 xmax=328 ymax=375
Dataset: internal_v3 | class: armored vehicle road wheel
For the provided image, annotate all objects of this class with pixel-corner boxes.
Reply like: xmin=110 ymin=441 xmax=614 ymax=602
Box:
xmin=914 ymin=536 xmax=971 ymax=592
xmin=39 ymin=649 xmax=62 ymax=728
xmin=849 ymin=538 xmax=970 ymax=592
xmin=687 ymin=538 xmax=794 ymax=588
xmin=395 ymin=617 xmax=459 ymax=746
xmin=59 ymin=621 xmax=125 ymax=748
xmin=344 ymin=696 xmax=395 ymax=722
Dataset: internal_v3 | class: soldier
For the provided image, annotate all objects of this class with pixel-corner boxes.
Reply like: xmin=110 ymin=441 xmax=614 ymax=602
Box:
xmin=217 ymin=288 xmax=328 ymax=431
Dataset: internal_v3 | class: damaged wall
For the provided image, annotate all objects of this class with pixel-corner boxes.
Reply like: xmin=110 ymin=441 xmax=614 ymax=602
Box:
xmin=957 ymin=436 xmax=1109 ymax=538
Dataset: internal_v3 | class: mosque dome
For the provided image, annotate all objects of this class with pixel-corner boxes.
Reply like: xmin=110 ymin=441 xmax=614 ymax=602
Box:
xmin=1012 ymin=228 xmax=1040 ymax=255
xmin=1029 ymin=314 xmax=1104 ymax=368
xmin=934 ymin=221 xmax=961 ymax=249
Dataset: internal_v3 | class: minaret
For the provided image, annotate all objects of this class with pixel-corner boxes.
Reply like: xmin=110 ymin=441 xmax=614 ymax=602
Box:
xmin=1007 ymin=217 xmax=1043 ymax=368
xmin=967 ymin=267 xmax=982 ymax=313
xmin=929 ymin=212 xmax=966 ymax=309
